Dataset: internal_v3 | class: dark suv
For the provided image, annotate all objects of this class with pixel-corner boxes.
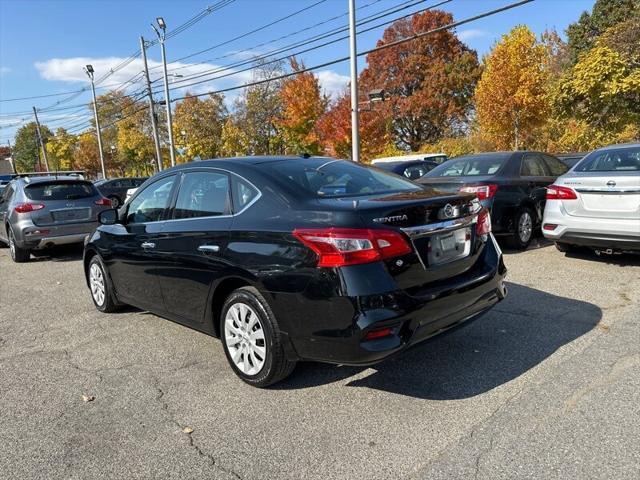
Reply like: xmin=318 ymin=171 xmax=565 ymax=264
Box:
xmin=0 ymin=175 xmax=111 ymax=262
xmin=94 ymin=177 xmax=148 ymax=207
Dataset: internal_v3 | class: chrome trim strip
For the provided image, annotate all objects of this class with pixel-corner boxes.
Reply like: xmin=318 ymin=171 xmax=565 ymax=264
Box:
xmin=576 ymin=188 xmax=640 ymax=194
xmin=401 ymin=214 xmax=477 ymax=239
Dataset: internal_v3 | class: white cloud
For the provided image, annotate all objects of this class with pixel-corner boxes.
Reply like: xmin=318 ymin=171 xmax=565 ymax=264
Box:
xmin=0 ymin=66 xmax=11 ymax=76
xmin=315 ymin=70 xmax=349 ymax=100
xmin=457 ymin=29 xmax=489 ymax=42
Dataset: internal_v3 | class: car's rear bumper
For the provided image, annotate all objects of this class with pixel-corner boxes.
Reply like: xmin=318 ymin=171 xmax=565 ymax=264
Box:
xmin=17 ymin=222 xmax=98 ymax=249
xmin=274 ymin=235 xmax=507 ymax=365
xmin=543 ymin=204 xmax=640 ymax=251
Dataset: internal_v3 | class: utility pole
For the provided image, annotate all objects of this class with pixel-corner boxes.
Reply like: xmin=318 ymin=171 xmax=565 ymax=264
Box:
xmin=84 ymin=65 xmax=107 ymax=179
xmin=348 ymin=0 xmax=360 ymax=163
xmin=140 ymin=35 xmax=163 ymax=172
xmin=7 ymin=139 xmax=16 ymax=173
xmin=32 ymin=107 xmax=50 ymax=172
xmin=514 ymin=110 xmax=519 ymax=151
xmin=152 ymin=17 xmax=176 ymax=167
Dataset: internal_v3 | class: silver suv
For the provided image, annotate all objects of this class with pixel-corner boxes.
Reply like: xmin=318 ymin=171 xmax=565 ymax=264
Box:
xmin=0 ymin=175 xmax=111 ymax=262
xmin=542 ymin=143 xmax=640 ymax=254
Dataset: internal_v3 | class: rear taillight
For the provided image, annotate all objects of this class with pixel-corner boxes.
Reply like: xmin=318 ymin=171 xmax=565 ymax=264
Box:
xmin=293 ymin=228 xmax=412 ymax=268
xmin=460 ymin=184 xmax=498 ymax=201
xmin=94 ymin=197 xmax=112 ymax=206
xmin=476 ymin=209 xmax=491 ymax=236
xmin=546 ymin=185 xmax=577 ymax=200
xmin=364 ymin=327 xmax=394 ymax=341
xmin=14 ymin=203 xmax=45 ymax=214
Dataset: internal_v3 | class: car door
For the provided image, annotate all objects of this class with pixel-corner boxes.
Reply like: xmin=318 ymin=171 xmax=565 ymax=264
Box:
xmin=104 ymin=174 xmax=177 ymax=310
xmin=0 ymin=183 xmax=14 ymax=241
xmin=155 ymin=169 xmax=233 ymax=325
xmin=520 ymin=152 xmax=554 ymax=221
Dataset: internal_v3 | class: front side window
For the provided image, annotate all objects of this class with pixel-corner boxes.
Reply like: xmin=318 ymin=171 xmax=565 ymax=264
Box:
xmin=575 ymin=147 xmax=640 ymax=172
xmin=543 ymin=155 xmax=568 ymax=176
xmin=521 ymin=154 xmax=549 ymax=177
xmin=429 ymin=156 xmax=508 ymax=177
xmin=174 ymin=171 xmax=229 ymax=219
xmin=126 ymin=175 xmax=176 ymax=224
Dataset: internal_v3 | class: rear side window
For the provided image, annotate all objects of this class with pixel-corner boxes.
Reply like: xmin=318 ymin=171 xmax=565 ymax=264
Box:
xmin=542 ymin=155 xmax=568 ymax=176
xmin=174 ymin=171 xmax=229 ymax=219
xmin=430 ymin=156 xmax=507 ymax=177
xmin=521 ymin=154 xmax=549 ymax=176
xmin=575 ymin=147 xmax=640 ymax=172
xmin=231 ymin=175 xmax=259 ymax=212
xmin=126 ymin=175 xmax=176 ymax=224
xmin=25 ymin=181 xmax=97 ymax=201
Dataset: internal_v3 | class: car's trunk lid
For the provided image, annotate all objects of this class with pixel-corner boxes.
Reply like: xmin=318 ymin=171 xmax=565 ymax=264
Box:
xmin=558 ymin=172 xmax=640 ymax=219
xmin=25 ymin=181 xmax=99 ymax=226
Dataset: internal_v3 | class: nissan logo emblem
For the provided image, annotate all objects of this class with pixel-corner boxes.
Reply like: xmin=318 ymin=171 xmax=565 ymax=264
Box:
xmin=443 ymin=204 xmax=455 ymax=218
xmin=606 ymin=180 xmax=616 ymax=187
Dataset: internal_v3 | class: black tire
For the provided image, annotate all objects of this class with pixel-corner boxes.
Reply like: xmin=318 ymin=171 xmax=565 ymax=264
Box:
xmin=108 ymin=195 xmax=121 ymax=208
xmin=220 ymin=286 xmax=296 ymax=387
xmin=8 ymin=227 xmax=30 ymax=263
xmin=505 ymin=207 xmax=535 ymax=250
xmin=87 ymin=255 xmax=120 ymax=313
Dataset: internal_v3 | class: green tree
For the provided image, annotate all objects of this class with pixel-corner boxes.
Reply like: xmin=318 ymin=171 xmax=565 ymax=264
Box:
xmin=567 ymin=0 xmax=639 ymax=63
xmin=46 ymin=128 xmax=78 ymax=171
xmin=173 ymin=92 xmax=227 ymax=161
xmin=475 ymin=26 xmax=550 ymax=150
xmin=13 ymin=122 xmax=52 ymax=172
xmin=220 ymin=117 xmax=249 ymax=157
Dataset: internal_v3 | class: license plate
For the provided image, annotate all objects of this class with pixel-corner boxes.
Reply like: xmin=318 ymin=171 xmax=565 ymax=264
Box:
xmin=427 ymin=227 xmax=471 ymax=266
xmin=439 ymin=233 xmax=456 ymax=252
xmin=53 ymin=209 xmax=89 ymax=221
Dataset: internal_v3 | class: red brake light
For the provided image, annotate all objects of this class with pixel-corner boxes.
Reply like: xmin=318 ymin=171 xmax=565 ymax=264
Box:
xmin=460 ymin=184 xmax=498 ymax=200
xmin=364 ymin=327 xmax=394 ymax=341
xmin=14 ymin=203 xmax=45 ymax=214
xmin=293 ymin=228 xmax=412 ymax=268
xmin=546 ymin=185 xmax=577 ymax=200
xmin=94 ymin=197 xmax=112 ymax=206
xmin=476 ymin=208 xmax=491 ymax=236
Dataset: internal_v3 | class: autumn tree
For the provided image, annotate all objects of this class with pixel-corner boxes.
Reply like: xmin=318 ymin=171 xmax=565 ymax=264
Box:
xmin=46 ymin=128 xmax=78 ymax=171
xmin=358 ymin=9 xmax=481 ymax=153
xmin=74 ymin=131 xmax=101 ymax=178
xmin=317 ymin=92 xmax=351 ymax=158
xmin=220 ymin=117 xmax=249 ymax=157
xmin=173 ymin=92 xmax=227 ymax=161
xmin=277 ymin=58 xmax=327 ymax=155
xmin=13 ymin=122 xmax=52 ymax=172
xmin=598 ymin=14 xmax=640 ymax=67
xmin=566 ymin=0 xmax=639 ymax=63
xmin=475 ymin=26 xmax=550 ymax=150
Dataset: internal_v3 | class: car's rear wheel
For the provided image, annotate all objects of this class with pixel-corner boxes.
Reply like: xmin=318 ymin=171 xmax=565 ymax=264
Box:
xmin=108 ymin=195 xmax=121 ymax=208
xmin=506 ymin=207 xmax=534 ymax=250
xmin=8 ymin=228 xmax=30 ymax=263
xmin=88 ymin=255 xmax=119 ymax=312
xmin=221 ymin=287 xmax=295 ymax=387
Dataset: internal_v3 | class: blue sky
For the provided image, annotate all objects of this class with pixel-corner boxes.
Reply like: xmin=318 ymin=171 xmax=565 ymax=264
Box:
xmin=0 ymin=0 xmax=595 ymax=143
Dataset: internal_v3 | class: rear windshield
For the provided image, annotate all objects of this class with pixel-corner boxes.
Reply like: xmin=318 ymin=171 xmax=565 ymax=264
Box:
xmin=25 ymin=181 xmax=97 ymax=201
xmin=575 ymin=147 xmax=640 ymax=172
xmin=264 ymin=159 xmax=421 ymax=198
xmin=427 ymin=155 xmax=508 ymax=177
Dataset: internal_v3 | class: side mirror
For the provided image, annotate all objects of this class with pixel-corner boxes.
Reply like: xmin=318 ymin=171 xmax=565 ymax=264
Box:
xmin=98 ymin=209 xmax=118 ymax=225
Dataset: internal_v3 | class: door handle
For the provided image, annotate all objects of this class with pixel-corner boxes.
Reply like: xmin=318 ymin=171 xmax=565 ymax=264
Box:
xmin=198 ymin=245 xmax=220 ymax=253
xmin=141 ymin=242 xmax=156 ymax=249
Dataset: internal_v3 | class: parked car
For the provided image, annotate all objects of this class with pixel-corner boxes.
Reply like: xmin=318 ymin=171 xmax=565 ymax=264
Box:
xmin=374 ymin=159 xmax=438 ymax=180
xmin=0 ymin=175 xmax=112 ymax=262
xmin=418 ymin=151 xmax=568 ymax=249
xmin=94 ymin=177 xmax=148 ymax=208
xmin=555 ymin=152 xmax=588 ymax=168
xmin=543 ymin=143 xmax=640 ymax=254
xmin=84 ymin=156 xmax=507 ymax=387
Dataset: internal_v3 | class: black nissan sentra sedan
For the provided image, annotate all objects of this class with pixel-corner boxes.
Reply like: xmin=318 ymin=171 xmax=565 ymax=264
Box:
xmin=84 ymin=156 xmax=507 ymax=387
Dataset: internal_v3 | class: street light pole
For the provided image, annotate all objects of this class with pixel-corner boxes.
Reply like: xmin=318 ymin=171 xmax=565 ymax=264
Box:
xmin=140 ymin=35 xmax=163 ymax=172
xmin=348 ymin=0 xmax=360 ymax=163
xmin=152 ymin=17 xmax=176 ymax=167
xmin=84 ymin=65 xmax=107 ymax=179
xmin=32 ymin=107 xmax=50 ymax=172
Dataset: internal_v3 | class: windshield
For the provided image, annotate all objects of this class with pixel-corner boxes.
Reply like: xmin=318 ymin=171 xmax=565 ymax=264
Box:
xmin=264 ymin=159 xmax=422 ymax=198
xmin=25 ymin=181 xmax=97 ymax=200
xmin=575 ymin=146 xmax=640 ymax=172
xmin=427 ymin=155 xmax=509 ymax=177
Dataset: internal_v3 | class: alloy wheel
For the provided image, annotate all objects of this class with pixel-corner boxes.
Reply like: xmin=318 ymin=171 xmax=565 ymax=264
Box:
xmin=9 ymin=229 xmax=15 ymax=259
xmin=89 ymin=263 xmax=106 ymax=306
xmin=224 ymin=302 xmax=266 ymax=376
xmin=518 ymin=211 xmax=533 ymax=243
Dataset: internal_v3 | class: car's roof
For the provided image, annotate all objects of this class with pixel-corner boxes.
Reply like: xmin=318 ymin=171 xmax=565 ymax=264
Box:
xmin=164 ymin=156 xmax=340 ymax=171
xmin=18 ymin=175 xmax=90 ymax=185
xmin=595 ymin=142 xmax=640 ymax=151
xmin=376 ymin=160 xmax=425 ymax=167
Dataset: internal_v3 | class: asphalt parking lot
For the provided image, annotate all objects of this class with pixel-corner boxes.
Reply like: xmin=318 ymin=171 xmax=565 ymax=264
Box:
xmin=1 ymin=239 xmax=639 ymax=480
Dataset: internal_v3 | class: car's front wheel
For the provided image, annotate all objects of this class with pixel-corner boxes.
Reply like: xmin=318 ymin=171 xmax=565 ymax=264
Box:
xmin=88 ymin=255 xmax=119 ymax=312
xmin=8 ymin=227 xmax=30 ymax=263
xmin=221 ymin=287 xmax=296 ymax=387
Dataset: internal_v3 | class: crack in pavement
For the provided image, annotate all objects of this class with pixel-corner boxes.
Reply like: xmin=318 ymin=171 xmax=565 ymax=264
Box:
xmin=152 ymin=376 xmax=243 ymax=480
